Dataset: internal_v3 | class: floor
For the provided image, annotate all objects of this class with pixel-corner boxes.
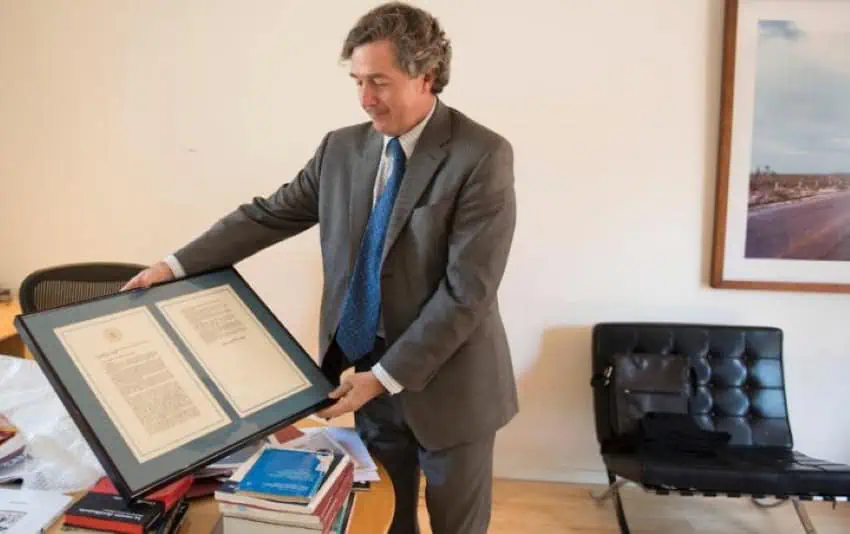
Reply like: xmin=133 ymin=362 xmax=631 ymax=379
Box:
xmin=415 ymin=479 xmax=850 ymax=533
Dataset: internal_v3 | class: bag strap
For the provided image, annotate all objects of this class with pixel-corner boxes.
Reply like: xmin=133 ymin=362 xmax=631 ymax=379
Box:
xmin=590 ymin=365 xmax=613 ymax=389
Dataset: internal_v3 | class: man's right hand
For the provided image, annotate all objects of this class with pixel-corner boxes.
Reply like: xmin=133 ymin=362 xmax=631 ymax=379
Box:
xmin=121 ymin=261 xmax=175 ymax=291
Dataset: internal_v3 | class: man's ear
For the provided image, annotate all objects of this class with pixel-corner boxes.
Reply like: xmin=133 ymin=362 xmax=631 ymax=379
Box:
xmin=421 ymin=71 xmax=434 ymax=93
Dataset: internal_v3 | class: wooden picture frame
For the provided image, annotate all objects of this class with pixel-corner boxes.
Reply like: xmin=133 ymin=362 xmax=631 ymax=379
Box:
xmin=711 ymin=0 xmax=850 ymax=293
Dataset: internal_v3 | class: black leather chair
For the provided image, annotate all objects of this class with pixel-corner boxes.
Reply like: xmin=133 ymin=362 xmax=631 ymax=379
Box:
xmin=18 ymin=262 xmax=147 ymax=313
xmin=590 ymin=322 xmax=850 ymax=533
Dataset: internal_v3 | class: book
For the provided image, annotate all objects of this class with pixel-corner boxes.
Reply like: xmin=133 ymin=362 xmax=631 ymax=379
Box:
xmin=62 ymin=475 xmax=192 ymax=534
xmin=283 ymin=427 xmax=379 ymax=484
xmin=60 ymin=498 xmax=189 ymax=534
xmin=236 ymin=448 xmax=333 ymax=504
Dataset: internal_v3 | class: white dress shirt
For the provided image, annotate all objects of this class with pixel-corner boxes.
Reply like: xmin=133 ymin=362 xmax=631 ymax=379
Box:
xmin=165 ymin=98 xmax=437 ymax=396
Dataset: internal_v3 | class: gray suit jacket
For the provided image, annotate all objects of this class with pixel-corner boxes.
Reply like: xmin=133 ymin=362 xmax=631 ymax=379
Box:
xmin=173 ymin=99 xmax=518 ymax=450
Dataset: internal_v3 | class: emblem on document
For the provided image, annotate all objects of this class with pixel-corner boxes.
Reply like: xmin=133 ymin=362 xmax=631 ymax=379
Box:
xmin=104 ymin=327 xmax=123 ymax=343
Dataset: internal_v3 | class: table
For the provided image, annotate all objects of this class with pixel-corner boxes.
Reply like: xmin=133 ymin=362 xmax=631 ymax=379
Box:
xmin=43 ymin=424 xmax=395 ymax=534
xmin=0 ymin=299 xmax=25 ymax=358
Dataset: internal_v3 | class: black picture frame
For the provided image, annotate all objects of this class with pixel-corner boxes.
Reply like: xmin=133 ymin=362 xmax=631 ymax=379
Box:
xmin=13 ymin=266 xmax=334 ymax=502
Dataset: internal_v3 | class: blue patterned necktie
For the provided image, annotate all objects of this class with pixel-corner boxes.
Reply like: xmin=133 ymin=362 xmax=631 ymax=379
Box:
xmin=336 ymin=137 xmax=406 ymax=361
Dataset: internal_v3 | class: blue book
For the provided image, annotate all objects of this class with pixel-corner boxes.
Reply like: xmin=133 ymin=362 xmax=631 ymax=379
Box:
xmin=235 ymin=448 xmax=332 ymax=503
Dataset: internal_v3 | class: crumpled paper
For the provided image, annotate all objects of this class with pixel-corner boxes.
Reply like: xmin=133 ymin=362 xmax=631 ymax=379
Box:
xmin=0 ymin=355 xmax=104 ymax=491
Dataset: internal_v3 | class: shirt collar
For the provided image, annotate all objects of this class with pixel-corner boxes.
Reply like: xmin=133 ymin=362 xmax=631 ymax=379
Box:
xmin=383 ymin=98 xmax=437 ymax=158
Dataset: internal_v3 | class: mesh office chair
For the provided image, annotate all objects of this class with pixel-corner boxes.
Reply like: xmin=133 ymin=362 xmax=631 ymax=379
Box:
xmin=18 ymin=262 xmax=147 ymax=314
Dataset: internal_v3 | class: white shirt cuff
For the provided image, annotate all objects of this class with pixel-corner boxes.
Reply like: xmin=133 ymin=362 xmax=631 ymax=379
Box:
xmin=164 ymin=254 xmax=186 ymax=279
xmin=372 ymin=363 xmax=404 ymax=395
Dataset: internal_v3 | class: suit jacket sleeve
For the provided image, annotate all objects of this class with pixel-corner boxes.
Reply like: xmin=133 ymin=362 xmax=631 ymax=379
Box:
xmin=172 ymin=132 xmax=330 ymax=275
xmin=378 ymin=138 xmax=517 ymax=392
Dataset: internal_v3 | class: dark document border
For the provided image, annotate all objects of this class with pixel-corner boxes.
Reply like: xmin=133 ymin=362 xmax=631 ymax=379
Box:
xmin=14 ymin=266 xmax=334 ymax=502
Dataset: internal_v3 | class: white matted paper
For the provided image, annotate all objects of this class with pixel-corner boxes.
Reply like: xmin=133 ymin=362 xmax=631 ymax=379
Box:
xmin=54 ymin=307 xmax=231 ymax=463
xmin=156 ymin=285 xmax=312 ymax=419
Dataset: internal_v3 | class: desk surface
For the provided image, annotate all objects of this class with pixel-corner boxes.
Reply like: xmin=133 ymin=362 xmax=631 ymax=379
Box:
xmin=0 ymin=299 xmax=21 ymax=342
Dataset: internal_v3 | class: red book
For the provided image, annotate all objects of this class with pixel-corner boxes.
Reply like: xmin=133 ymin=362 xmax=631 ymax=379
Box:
xmin=62 ymin=475 xmax=193 ymax=534
xmin=94 ymin=476 xmax=193 ymax=511
xmin=271 ymin=424 xmax=304 ymax=444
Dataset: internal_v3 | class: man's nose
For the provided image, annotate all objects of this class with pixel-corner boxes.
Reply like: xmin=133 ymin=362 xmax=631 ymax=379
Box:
xmin=360 ymin=86 xmax=377 ymax=108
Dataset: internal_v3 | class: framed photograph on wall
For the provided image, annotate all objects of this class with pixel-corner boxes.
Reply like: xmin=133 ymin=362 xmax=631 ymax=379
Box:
xmin=711 ymin=0 xmax=850 ymax=292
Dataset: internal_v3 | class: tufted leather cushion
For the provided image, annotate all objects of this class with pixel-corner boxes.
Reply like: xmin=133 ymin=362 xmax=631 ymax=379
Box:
xmin=593 ymin=323 xmax=790 ymax=447
xmin=592 ymin=323 xmax=850 ymax=497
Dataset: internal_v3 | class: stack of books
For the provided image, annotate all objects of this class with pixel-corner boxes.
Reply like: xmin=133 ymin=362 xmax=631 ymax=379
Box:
xmin=58 ymin=475 xmax=192 ymax=533
xmin=214 ymin=446 xmax=355 ymax=533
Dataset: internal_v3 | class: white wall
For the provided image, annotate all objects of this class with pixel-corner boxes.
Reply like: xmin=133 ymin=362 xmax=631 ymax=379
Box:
xmin=2 ymin=0 xmax=849 ymax=484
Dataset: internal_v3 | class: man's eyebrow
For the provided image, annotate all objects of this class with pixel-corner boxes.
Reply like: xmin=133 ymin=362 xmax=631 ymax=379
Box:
xmin=349 ymin=73 xmax=389 ymax=80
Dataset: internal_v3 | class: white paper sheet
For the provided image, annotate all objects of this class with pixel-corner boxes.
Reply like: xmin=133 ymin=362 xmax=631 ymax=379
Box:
xmin=284 ymin=427 xmax=379 ymax=482
xmin=0 ymin=488 xmax=72 ymax=533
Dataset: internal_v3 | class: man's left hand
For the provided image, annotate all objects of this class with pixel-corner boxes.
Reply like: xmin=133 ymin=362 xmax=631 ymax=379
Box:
xmin=316 ymin=371 xmax=386 ymax=420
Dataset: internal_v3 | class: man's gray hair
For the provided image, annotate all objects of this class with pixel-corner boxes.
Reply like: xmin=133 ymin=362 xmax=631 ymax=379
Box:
xmin=341 ymin=2 xmax=452 ymax=94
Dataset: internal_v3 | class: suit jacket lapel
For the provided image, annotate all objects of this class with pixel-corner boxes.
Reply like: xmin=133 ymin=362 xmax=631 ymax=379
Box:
xmin=349 ymin=129 xmax=382 ymax=275
xmin=380 ymin=100 xmax=451 ymax=265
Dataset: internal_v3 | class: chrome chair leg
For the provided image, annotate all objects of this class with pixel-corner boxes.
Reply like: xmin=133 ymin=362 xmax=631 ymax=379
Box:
xmin=590 ymin=478 xmax=628 ymax=502
xmin=589 ymin=471 xmax=631 ymax=534
xmin=791 ymin=497 xmax=818 ymax=534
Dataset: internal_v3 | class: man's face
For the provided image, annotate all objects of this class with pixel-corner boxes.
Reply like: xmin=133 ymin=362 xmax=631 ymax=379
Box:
xmin=350 ymin=39 xmax=433 ymax=136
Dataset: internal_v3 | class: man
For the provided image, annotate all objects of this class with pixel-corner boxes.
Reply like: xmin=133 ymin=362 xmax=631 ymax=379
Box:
xmin=123 ymin=3 xmax=518 ymax=532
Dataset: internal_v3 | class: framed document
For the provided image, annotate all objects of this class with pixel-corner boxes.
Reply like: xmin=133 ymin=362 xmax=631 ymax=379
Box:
xmin=13 ymin=267 xmax=335 ymax=501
